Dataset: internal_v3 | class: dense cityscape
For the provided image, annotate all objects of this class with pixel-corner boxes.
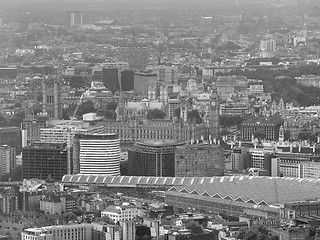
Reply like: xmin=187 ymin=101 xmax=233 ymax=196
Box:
xmin=0 ymin=0 xmax=320 ymax=239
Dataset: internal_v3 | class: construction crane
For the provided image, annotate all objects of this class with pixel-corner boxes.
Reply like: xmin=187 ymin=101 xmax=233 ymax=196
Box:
xmin=70 ymin=93 xmax=85 ymax=121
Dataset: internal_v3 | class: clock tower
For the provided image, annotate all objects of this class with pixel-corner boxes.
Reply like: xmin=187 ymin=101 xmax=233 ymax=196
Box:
xmin=209 ymin=85 xmax=220 ymax=139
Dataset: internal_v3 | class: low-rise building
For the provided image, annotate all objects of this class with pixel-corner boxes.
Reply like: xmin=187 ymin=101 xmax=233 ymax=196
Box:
xmin=40 ymin=196 xmax=62 ymax=215
xmin=296 ymin=75 xmax=320 ymax=88
xmin=101 ymin=205 xmax=140 ymax=224
xmin=21 ymin=224 xmax=93 ymax=240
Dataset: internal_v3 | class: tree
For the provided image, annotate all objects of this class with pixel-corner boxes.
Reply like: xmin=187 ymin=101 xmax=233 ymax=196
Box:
xmin=236 ymin=227 xmax=249 ymax=240
xmin=235 ymin=224 xmax=276 ymax=240
xmin=101 ymin=215 xmax=115 ymax=225
xmin=220 ymin=115 xmax=244 ymax=128
xmin=9 ymin=111 xmax=25 ymax=127
xmin=184 ymin=219 xmax=200 ymax=229
xmin=220 ymin=128 xmax=231 ymax=136
xmin=187 ymin=110 xmax=202 ymax=124
xmin=298 ymin=130 xmax=317 ymax=142
xmin=107 ymin=101 xmax=118 ymax=111
xmin=284 ymin=130 xmax=290 ymax=141
xmin=63 ymin=212 xmax=77 ymax=223
xmin=147 ymin=109 xmax=166 ymax=120
xmin=0 ymin=115 xmax=8 ymax=127
xmin=76 ymin=100 xmax=96 ymax=118
xmin=62 ymin=109 xmax=70 ymax=120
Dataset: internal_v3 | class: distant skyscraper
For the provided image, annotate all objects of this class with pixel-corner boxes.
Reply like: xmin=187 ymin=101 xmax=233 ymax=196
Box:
xmin=133 ymin=71 xmax=157 ymax=96
xmin=66 ymin=11 xmax=83 ymax=27
xmin=102 ymin=68 xmax=119 ymax=93
xmin=259 ymin=39 xmax=276 ymax=52
xmin=0 ymin=145 xmax=16 ymax=177
xmin=259 ymin=39 xmax=276 ymax=58
xmin=201 ymin=16 xmax=214 ymax=36
xmin=146 ymin=65 xmax=178 ymax=84
xmin=121 ymin=70 xmax=134 ymax=91
xmin=302 ymin=23 xmax=308 ymax=38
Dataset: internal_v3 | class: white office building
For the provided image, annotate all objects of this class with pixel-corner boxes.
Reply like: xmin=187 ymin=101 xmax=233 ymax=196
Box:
xmin=78 ymin=133 xmax=120 ymax=175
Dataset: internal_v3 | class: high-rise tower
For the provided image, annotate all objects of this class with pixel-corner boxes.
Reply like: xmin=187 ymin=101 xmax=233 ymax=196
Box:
xmin=66 ymin=11 xmax=83 ymax=27
xmin=42 ymin=64 xmax=63 ymax=120
xmin=201 ymin=16 xmax=214 ymax=36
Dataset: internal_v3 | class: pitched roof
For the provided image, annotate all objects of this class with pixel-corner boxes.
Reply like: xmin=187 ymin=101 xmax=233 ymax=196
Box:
xmin=168 ymin=176 xmax=320 ymax=206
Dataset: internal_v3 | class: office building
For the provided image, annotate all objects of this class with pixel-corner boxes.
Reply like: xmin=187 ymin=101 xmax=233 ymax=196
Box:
xmin=128 ymin=140 xmax=186 ymax=177
xmin=104 ymin=120 xmax=210 ymax=142
xmin=66 ymin=11 xmax=83 ymax=27
xmin=0 ymin=127 xmax=21 ymax=153
xmin=123 ymin=221 xmax=135 ymax=240
xmin=92 ymin=224 xmax=120 ymax=240
xmin=241 ymin=115 xmax=284 ymax=141
xmin=102 ymin=61 xmax=129 ymax=72
xmin=146 ymin=65 xmax=178 ymax=84
xmin=259 ymin=39 xmax=276 ymax=57
xmin=271 ymin=152 xmax=320 ymax=179
xmin=296 ymin=75 xmax=320 ymax=88
xmin=102 ymin=68 xmax=119 ymax=93
xmin=75 ymin=134 xmax=120 ymax=175
xmin=260 ymin=39 xmax=276 ymax=52
xmin=40 ymin=122 xmax=105 ymax=145
xmin=200 ymin=16 xmax=214 ymax=36
xmin=0 ymin=145 xmax=16 ymax=177
xmin=168 ymin=99 xmax=181 ymax=120
xmin=0 ymin=186 xmax=19 ymax=215
xmin=229 ymin=147 xmax=250 ymax=171
xmin=249 ymin=85 xmax=264 ymax=95
xmin=23 ymin=112 xmax=48 ymax=143
xmin=0 ymin=68 xmax=18 ymax=79
xmin=40 ymin=122 xmax=105 ymax=174
xmin=175 ymin=141 xmax=225 ymax=177
xmin=121 ymin=70 xmax=134 ymax=91
xmin=250 ymin=149 xmax=275 ymax=175
xmin=42 ymin=76 xmax=63 ymax=120
xmin=220 ymin=102 xmax=250 ymax=116
xmin=134 ymin=71 xmax=157 ymax=95
xmin=22 ymin=224 xmax=92 ymax=240
xmin=22 ymin=142 xmax=68 ymax=181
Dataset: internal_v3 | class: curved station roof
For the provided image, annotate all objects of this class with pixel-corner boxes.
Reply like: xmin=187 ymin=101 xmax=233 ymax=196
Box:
xmin=62 ymin=174 xmax=320 ymax=206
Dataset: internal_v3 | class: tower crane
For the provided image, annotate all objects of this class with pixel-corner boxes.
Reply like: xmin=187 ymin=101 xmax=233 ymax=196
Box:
xmin=70 ymin=93 xmax=85 ymax=121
